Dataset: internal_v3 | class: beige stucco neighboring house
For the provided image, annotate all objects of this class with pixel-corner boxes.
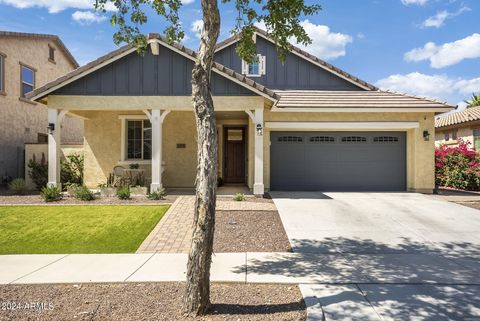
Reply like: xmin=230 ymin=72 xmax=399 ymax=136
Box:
xmin=435 ymin=107 xmax=480 ymax=149
xmin=0 ymin=31 xmax=84 ymax=183
xmin=27 ymin=28 xmax=453 ymax=195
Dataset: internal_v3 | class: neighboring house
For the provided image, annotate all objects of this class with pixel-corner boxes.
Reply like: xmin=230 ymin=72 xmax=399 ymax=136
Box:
xmin=435 ymin=107 xmax=480 ymax=149
xmin=27 ymin=28 xmax=453 ymax=195
xmin=0 ymin=31 xmax=84 ymax=183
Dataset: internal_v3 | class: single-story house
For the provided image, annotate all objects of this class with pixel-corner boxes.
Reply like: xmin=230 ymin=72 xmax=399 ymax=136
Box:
xmin=27 ymin=28 xmax=453 ymax=195
xmin=435 ymin=106 xmax=480 ymax=149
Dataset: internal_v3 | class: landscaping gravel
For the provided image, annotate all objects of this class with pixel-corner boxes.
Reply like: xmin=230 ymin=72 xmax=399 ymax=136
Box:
xmin=0 ymin=282 xmax=306 ymax=321
xmin=214 ymin=210 xmax=292 ymax=252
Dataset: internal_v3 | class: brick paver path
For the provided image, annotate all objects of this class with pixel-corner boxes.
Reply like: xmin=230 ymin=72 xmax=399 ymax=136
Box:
xmin=137 ymin=196 xmax=276 ymax=253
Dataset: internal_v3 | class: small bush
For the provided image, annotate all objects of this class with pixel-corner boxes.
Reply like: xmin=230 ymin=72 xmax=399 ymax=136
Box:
xmin=117 ymin=186 xmax=131 ymax=200
xmin=9 ymin=178 xmax=27 ymax=195
xmin=28 ymin=153 xmax=48 ymax=190
xmin=74 ymin=185 xmax=95 ymax=201
xmin=233 ymin=192 xmax=246 ymax=202
xmin=148 ymin=188 xmax=166 ymax=200
xmin=40 ymin=186 xmax=62 ymax=202
xmin=61 ymin=153 xmax=84 ymax=190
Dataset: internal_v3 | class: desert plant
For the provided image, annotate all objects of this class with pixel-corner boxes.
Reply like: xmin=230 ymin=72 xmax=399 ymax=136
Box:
xmin=116 ymin=186 xmax=131 ymax=200
xmin=61 ymin=153 xmax=84 ymax=189
xmin=40 ymin=185 xmax=62 ymax=202
xmin=148 ymin=188 xmax=166 ymax=200
xmin=465 ymin=92 xmax=480 ymax=108
xmin=435 ymin=140 xmax=480 ymax=190
xmin=28 ymin=153 xmax=48 ymax=190
xmin=9 ymin=178 xmax=27 ymax=195
xmin=74 ymin=185 xmax=95 ymax=201
xmin=233 ymin=192 xmax=246 ymax=202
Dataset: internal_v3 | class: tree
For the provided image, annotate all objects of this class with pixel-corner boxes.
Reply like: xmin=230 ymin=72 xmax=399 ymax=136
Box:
xmin=95 ymin=0 xmax=320 ymax=316
xmin=465 ymin=93 xmax=480 ymax=108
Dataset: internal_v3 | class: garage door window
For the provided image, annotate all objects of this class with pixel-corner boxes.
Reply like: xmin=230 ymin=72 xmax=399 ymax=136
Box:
xmin=309 ymin=136 xmax=335 ymax=143
xmin=373 ymin=136 xmax=399 ymax=143
xmin=341 ymin=136 xmax=367 ymax=143
xmin=278 ymin=136 xmax=303 ymax=143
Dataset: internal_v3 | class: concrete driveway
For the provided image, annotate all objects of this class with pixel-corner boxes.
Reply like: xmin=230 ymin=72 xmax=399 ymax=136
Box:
xmin=270 ymin=192 xmax=480 ymax=321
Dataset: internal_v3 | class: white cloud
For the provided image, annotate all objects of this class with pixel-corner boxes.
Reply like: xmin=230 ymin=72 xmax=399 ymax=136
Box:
xmin=292 ymin=20 xmax=352 ymax=60
xmin=421 ymin=6 xmax=470 ymax=28
xmin=182 ymin=0 xmax=195 ymax=4
xmin=190 ymin=19 xmax=203 ymax=38
xmin=0 ymin=0 xmax=116 ymax=13
xmin=375 ymin=72 xmax=480 ymax=102
xmin=404 ymin=33 xmax=480 ymax=68
xmin=401 ymin=0 xmax=428 ymax=6
xmin=72 ymin=11 xmax=107 ymax=25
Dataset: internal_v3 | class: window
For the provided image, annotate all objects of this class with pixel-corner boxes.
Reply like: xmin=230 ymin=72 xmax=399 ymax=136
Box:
xmin=341 ymin=136 xmax=367 ymax=143
xmin=373 ymin=136 xmax=399 ymax=143
xmin=278 ymin=136 xmax=303 ymax=142
xmin=444 ymin=130 xmax=457 ymax=142
xmin=37 ymin=133 xmax=48 ymax=143
xmin=20 ymin=64 xmax=35 ymax=97
xmin=48 ymin=45 xmax=55 ymax=63
xmin=309 ymin=136 xmax=335 ymax=143
xmin=0 ymin=53 xmax=5 ymax=94
xmin=127 ymin=120 xmax=152 ymax=160
xmin=474 ymin=129 xmax=480 ymax=150
xmin=241 ymin=54 xmax=266 ymax=77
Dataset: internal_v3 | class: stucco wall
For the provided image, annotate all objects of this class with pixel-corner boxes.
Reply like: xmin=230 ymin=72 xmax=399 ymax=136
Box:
xmin=24 ymin=143 xmax=83 ymax=190
xmin=263 ymin=110 xmax=436 ymax=193
xmin=435 ymin=126 xmax=473 ymax=147
xmin=0 ymin=36 xmax=84 ymax=180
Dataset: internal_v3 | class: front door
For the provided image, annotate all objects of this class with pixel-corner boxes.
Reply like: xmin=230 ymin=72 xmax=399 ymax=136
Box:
xmin=224 ymin=127 xmax=246 ymax=184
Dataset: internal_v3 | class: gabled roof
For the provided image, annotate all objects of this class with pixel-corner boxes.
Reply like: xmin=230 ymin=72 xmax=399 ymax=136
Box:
xmin=27 ymin=33 xmax=278 ymax=102
xmin=215 ymin=27 xmax=377 ymax=91
xmin=0 ymin=31 xmax=79 ymax=68
xmin=435 ymin=106 xmax=480 ymax=128
xmin=275 ymin=90 xmax=454 ymax=110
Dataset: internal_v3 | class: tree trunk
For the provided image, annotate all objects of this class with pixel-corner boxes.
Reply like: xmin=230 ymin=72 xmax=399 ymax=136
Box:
xmin=183 ymin=0 xmax=220 ymax=316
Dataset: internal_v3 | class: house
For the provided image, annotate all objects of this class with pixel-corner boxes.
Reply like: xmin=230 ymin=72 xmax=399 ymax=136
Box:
xmin=0 ymin=31 xmax=84 ymax=183
xmin=435 ymin=107 xmax=480 ymax=149
xmin=27 ymin=28 xmax=453 ymax=195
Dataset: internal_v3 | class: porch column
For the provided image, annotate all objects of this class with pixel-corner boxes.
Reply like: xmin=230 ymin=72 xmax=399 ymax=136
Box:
xmin=149 ymin=109 xmax=170 ymax=192
xmin=47 ymin=108 xmax=67 ymax=188
xmin=253 ymin=109 xmax=264 ymax=195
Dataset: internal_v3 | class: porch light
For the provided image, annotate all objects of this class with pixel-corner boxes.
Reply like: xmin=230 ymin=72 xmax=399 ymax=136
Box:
xmin=47 ymin=123 xmax=55 ymax=134
xmin=256 ymin=123 xmax=263 ymax=136
xmin=423 ymin=130 xmax=430 ymax=141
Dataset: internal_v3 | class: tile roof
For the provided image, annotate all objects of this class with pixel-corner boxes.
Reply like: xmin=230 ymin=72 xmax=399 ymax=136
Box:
xmin=274 ymin=90 xmax=454 ymax=109
xmin=0 ymin=31 xmax=79 ymax=68
xmin=435 ymin=106 xmax=480 ymax=128
xmin=215 ymin=27 xmax=378 ymax=91
xmin=27 ymin=33 xmax=278 ymax=102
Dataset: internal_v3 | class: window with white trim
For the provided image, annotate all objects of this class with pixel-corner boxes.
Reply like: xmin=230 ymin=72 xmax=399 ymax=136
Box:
xmin=20 ymin=64 xmax=35 ymax=97
xmin=242 ymin=54 xmax=266 ymax=77
xmin=126 ymin=120 xmax=152 ymax=160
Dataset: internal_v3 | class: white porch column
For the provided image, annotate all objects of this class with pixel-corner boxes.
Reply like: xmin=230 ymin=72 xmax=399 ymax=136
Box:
xmin=248 ymin=109 xmax=264 ymax=196
xmin=148 ymin=109 xmax=170 ymax=192
xmin=47 ymin=108 xmax=67 ymax=188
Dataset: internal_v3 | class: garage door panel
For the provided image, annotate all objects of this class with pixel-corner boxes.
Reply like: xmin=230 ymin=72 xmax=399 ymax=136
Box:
xmin=270 ymin=131 xmax=406 ymax=191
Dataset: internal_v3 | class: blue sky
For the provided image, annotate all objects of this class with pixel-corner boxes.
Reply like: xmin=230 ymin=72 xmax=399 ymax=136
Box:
xmin=0 ymin=0 xmax=478 ymax=107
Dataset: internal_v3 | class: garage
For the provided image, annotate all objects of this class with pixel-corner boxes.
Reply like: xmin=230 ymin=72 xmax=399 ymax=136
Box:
xmin=270 ymin=131 xmax=406 ymax=191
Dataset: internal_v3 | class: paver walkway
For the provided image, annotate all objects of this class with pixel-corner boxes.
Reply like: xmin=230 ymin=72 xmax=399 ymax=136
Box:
xmin=137 ymin=196 xmax=276 ymax=253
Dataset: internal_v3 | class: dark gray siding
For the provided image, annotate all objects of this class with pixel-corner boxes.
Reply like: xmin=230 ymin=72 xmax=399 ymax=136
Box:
xmin=215 ymin=37 xmax=363 ymax=91
xmin=56 ymin=46 xmax=255 ymax=96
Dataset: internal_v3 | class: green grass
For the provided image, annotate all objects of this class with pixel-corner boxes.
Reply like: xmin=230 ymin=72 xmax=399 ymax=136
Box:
xmin=0 ymin=205 xmax=169 ymax=254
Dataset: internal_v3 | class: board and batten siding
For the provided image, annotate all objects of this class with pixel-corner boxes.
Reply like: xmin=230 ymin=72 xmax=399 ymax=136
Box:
xmin=215 ymin=36 xmax=363 ymax=91
xmin=56 ymin=46 xmax=255 ymax=96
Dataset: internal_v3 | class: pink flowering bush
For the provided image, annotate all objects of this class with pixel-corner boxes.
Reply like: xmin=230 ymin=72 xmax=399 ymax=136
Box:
xmin=435 ymin=140 xmax=480 ymax=190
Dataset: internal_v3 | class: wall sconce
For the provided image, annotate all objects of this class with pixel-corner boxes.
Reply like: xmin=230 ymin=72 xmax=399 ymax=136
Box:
xmin=47 ymin=123 xmax=55 ymax=134
xmin=423 ymin=130 xmax=430 ymax=141
xmin=256 ymin=123 xmax=263 ymax=136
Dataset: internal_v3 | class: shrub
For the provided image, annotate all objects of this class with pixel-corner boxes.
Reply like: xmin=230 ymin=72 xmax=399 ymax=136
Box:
xmin=148 ymin=188 xmax=166 ymax=200
xmin=28 ymin=153 xmax=48 ymax=190
xmin=61 ymin=153 xmax=84 ymax=189
xmin=117 ymin=186 xmax=131 ymax=200
xmin=233 ymin=192 xmax=246 ymax=202
xmin=435 ymin=140 xmax=480 ymax=190
xmin=74 ymin=185 xmax=95 ymax=201
xmin=40 ymin=186 xmax=62 ymax=202
xmin=9 ymin=178 xmax=27 ymax=195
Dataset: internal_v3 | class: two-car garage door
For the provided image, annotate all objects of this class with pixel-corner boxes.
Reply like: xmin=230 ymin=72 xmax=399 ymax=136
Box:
xmin=270 ymin=131 xmax=406 ymax=191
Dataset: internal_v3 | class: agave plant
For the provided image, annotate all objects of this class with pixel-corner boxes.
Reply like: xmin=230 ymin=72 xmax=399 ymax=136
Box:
xmin=465 ymin=93 xmax=480 ymax=108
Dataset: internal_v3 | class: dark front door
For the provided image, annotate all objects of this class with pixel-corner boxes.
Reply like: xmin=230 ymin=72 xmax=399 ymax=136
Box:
xmin=224 ymin=127 xmax=246 ymax=184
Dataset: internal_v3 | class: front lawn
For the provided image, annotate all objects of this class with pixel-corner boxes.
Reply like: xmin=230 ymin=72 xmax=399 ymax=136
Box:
xmin=0 ymin=205 xmax=169 ymax=254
